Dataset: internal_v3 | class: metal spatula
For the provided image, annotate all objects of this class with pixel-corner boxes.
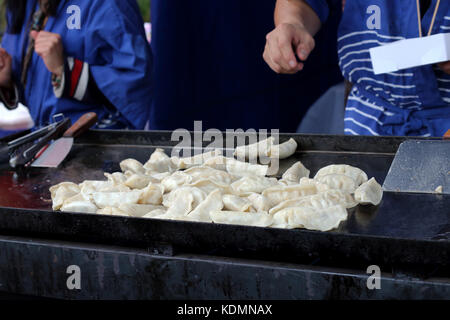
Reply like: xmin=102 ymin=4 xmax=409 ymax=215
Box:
xmin=383 ymin=140 xmax=450 ymax=195
xmin=31 ymin=113 xmax=98 ymax=168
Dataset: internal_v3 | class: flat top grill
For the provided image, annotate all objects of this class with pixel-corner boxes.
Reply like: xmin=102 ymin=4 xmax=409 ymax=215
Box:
xmin=0 ymin=130 xmax=449 ymax=277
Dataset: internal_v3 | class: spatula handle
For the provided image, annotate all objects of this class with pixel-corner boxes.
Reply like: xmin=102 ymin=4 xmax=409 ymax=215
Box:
xmin=63 ymin=113 xmax=98 ymax=138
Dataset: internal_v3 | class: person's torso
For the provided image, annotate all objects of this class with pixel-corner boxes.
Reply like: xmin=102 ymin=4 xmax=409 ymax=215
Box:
xmin=338 ymin=0 xmax=450 ymax=111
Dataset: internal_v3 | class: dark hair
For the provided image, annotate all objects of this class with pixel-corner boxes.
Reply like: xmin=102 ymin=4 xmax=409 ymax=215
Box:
xmin=6 ymin=0 xmax=61 ymax=34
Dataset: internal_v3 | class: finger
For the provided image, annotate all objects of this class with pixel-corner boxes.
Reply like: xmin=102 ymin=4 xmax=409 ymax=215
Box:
xmin=30 ymin=30 xmax=39 ymax=41
xmin=263 ymin=44 xmax=283 ymax=74
xmin=267 ymin=36 xmax=292 ymax=73
xmin=294 ymin=33 xmax=315 ymax=61
xmin=277 ymin=33 xmax=300 ymax=71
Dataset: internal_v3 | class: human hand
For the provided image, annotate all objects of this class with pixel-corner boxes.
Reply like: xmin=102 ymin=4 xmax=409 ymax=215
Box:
xmin=31 ymin=30 xmax=64 ymax=77
xmin=263 ymin=23 xmax=315 ymax=74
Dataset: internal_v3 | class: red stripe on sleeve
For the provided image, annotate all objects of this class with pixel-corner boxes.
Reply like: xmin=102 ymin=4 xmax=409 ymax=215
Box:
xmin=69 ymin=59 xmax=84 ymax=97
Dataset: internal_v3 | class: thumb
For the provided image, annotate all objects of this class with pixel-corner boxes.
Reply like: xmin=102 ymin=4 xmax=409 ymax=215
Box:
xmin=294 ymin=32 xmax=315 ymax=61
xmin=30 ymin=30 xmax=39 ymax=41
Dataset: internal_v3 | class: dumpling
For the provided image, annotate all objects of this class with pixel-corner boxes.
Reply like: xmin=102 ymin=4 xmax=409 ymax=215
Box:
xmin=125 ymin=174 xmax=157 ymax=190
xmin=161 ymin=171 xmax=192 ymax=193
xmin=162 ymin=187 xmax=207 ymax=209
xmin=203 ymin=155 xmax=229 ymax=171
xmin=96 ymin=206 xmax=128 ymax=217
xmin=184 ymin=166 xmax=233 ymax=185
xmin=142 ymin=208 xmax=167 ymax=219
xmin=314 ymin=164 xmax=368 ymax=186
xmin=172 ymin=149 xmax=223 ymax=170
xmin=231 ymin=176 xmax=279 ymax=194
xmin=138 ymin=184 xmax=164 ymax=205
xmin=247 ymin=193 xmax=271 ymax=212
xmin=269 ymin=189 xmax=356 ymax=215
xmin=210 ymin=211 xmax=273 ymax=227
xmin=49 ymin=182 xmax=81 ymax=211
xmin=354 ymin=178 xmax=383 ymax=206
xmin=187 ymin=189 xmax=224 ymax=222
xmin=316 ymin=174 xmax=357 ymax=194
xmin=79 ymin=180 xmax=130 ymax=200
xmin=187 ymin=179 xmax=232 ymax=195
xmin=282 ymin=161 xmax=310 ymax=183
xmin=234 ymin=137 xmax=275 ymax=161
xmin=163 ymin=192 xmax=194 ymax=218
xmin=104 ymin=172 xmax=127 ymax=185
xmin=120 ymin=159 xmax=145 ymax=175
xmin=61 ymin=194 xmax=98 ymax=213
xmin=270 ymin=138 xmax=298 ymax=160
xmin=93 ymin=190 xmax=142 ymax=209
xmin=222 ymin=194 xmax=252 ymax=212
xmin=144 ymin=148 xmax=176 ymax=173
xmin=118 ymin=204 xmax=165 ymax=218
xmin=226 ymin=158 xmax=268 ymax=177
xmin=262 ymin=181 xmax=329 ymax=207
xmin=271 ymin=205 xmax=348 ymax=231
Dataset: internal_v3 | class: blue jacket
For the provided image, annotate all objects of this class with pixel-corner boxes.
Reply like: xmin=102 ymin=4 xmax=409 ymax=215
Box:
xmin=2 ymin=0 xmax=153 ymax=129
xmin=307 ymin=0 xmax=450 ymax=136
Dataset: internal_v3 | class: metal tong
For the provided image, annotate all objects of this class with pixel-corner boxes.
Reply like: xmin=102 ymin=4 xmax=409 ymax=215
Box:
xmin=0 ymin=115 xmax=71 ymax=168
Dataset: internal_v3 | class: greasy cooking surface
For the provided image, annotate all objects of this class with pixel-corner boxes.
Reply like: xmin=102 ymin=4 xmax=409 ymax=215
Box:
xmin=0 ymin=131 xmax=449 ymax=273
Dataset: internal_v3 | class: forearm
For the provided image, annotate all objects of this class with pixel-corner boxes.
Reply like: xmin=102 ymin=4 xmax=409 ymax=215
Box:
xmin=274 ymin=0 xmax=322 ymax=36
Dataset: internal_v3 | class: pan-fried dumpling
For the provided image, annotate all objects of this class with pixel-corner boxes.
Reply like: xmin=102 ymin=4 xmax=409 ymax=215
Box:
xmin=144 ymin=148 xmax=176 ymax=173
xmin=172 ymin=149 xmax=223 ymax=170
xmin=210 ymin=211 xmax=273 ymax=227
xmin=96 ymin=206 xmax=128 ymax=217
xmin=316 ymin=174 xmax=357 ymax=194
xmin=314 ymin=164 xmax=368 ymax=186
xmin=93 ymin=190 xmax=141 ymax=209
xmin=271 ymin=205 xmax=348 ymax=231
xmin=104 ymin=172 xmax=127 ymax=185
xmin=138 ymin=184 xmax=163 ymax=205
xmin=226 ymin=158 xmax=268 ymax=177
xmin=50 ymin=182 xmax=81 ymax=210
xmin=61 ymin=200 xmax=98 ymax=214
xmin=184 ymin=166 xmax=233 ymax=185
xmin=142 ymin=208 xmax=167 ymax=219
xmin=79 ymin=181 xmax=130 ymax=201
xmin=269 ymin=189 xmax=356 ymax=215
xmin=125 ymin=174 xmax=157 ymax=190
xmin=354 ymin=178 xmax=383 ymax=206
xmin=262 ymin=181 xmax=329 ymax=207
xmin=203 ymin=155 xmax=229 ymax=171
xmin=270 ymin=138 xmax=298 ymax=160
xmin=282 ymin=161 xmax=310 ymax=183
xmin=231 ymin=176 xmax=279 ymax=194
xmin=161 ymin=171 xmax=193 ymax=193
xmin=187 ymin=179 xmax=232 ymax=195
xmin=146 ymin=171 xmax=171 ymax=182
xmin=118 ymin=204 xmax=165 ymax=218
xmin=234 ymin=137 xmax=275 ymax=161
xmin=187 ymin=189 xmax=224 ymax=222
xmin=120 ymin=159 xmax=145 ymax=175
xmin=163 ymin=187 xmax=207 ymax=209
xmin=247 ymin=193 xmax=271 ymax=213
xmin=278 ymin=179 xmax=299 ymax=186
xmin=222 ymin=194 xmax=252 ymax=212
xmin=163 ymin=192 xmax=194 ymax=218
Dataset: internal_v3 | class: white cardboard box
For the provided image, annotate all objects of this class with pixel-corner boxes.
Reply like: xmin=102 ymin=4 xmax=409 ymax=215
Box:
xmin=370 ymin=32 xmax=450 ymax=75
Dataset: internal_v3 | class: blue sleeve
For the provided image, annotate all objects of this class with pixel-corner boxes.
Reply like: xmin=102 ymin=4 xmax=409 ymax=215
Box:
xmin=304 ymin=0 xmax=330 ymax=23
xmin=80 ymin=0 xmax=153 ymax=129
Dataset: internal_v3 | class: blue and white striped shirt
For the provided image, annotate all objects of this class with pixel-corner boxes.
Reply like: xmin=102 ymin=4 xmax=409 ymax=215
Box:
xmin=306 ymin=0 xmax=450 ymax=137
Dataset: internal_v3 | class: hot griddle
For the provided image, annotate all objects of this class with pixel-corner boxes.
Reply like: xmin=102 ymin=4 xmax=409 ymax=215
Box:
xmin=0 ymin=130 xmax=449 ymax=279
